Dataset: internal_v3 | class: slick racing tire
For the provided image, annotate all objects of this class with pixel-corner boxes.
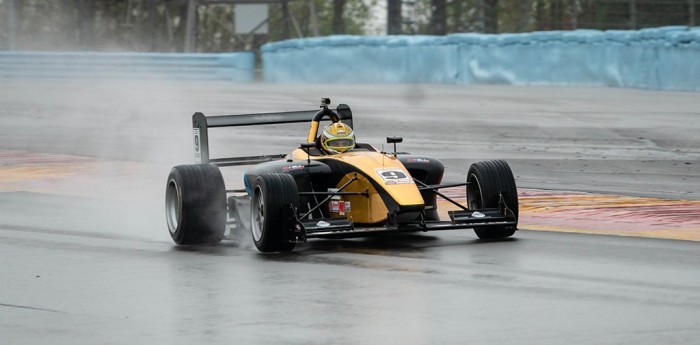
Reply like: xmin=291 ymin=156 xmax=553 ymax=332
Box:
xmin=467 ymin=160 xmax=519 ymax=240
xmin=165 ymin=164 xmax=226 ymax=245
xmin=251 ymin=173 xmax=299 ymax=253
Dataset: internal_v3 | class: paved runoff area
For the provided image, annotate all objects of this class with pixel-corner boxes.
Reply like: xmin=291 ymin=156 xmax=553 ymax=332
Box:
xmin=440 ymin=188 xmax=700 ymax=241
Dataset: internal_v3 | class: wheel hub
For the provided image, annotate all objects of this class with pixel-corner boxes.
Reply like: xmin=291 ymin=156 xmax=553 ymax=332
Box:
xmin=252 ymin=188 xmax=265 ymax=242
xmin=166 ymin=179 xmax=180 ymax=234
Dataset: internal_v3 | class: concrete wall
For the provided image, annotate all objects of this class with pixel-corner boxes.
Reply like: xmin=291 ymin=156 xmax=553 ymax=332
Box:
xmin=0 ymin=51 xmax=256 ymax=82
xmin=262 ymin=27 xmax=700 ymax=91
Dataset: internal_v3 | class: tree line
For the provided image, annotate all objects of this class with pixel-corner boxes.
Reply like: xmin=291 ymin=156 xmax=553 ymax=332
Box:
xmin=1 ymin=0 xmax=696 ymax=52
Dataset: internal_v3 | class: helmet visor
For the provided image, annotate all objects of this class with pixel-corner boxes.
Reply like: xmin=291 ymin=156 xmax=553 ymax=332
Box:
xmin=324 ymin=138 xmax=354 ymax=149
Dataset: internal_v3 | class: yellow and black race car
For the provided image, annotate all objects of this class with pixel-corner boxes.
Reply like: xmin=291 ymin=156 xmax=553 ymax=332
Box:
xmin=165 ymin=98 xmax=518 ymax=252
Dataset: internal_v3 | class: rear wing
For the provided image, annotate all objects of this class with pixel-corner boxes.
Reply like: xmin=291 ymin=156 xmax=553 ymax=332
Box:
xmin=192 ymin=104 xmax=352 ymax=166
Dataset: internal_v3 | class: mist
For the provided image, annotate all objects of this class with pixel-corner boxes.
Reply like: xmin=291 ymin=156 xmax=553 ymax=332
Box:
xmin=1 ymin=79 xmax=418 ymax=244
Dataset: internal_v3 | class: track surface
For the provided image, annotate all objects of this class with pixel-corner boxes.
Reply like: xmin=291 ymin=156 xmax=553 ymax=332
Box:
xmin=3 ymin=228 xmax=700 ymax=344
xmin=1 ymin=81 xmax=700 ymax=344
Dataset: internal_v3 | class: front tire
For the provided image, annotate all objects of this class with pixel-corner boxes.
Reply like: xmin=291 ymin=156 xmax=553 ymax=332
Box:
xmin=165 ymin=164 xmax=226 ymax=245
xmin=251 ymin=173 xmax=299 ymax=253
xmin=467 ymin=160 xmax=519 ymax=240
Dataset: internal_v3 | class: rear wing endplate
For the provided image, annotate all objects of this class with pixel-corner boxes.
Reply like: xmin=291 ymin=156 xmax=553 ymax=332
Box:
xmin=192 ymin=104 xmax=352 ymax=165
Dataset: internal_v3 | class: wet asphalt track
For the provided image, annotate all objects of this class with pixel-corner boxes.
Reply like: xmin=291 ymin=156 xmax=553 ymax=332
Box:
xmin=1 ymin=81 xmax=700 ymax=344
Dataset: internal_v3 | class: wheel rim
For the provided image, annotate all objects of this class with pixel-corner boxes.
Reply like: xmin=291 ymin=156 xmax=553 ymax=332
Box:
xmin=165 ymin=179 xmax=181 ymax=234
xmin=251 ymin=187 xmax=265 ymax=242
xmin=467 ymin=172 xmax=484 ymax=210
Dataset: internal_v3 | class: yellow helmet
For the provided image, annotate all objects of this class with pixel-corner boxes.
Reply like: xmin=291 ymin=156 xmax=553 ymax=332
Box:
xmin=320 ymin=122 xmax=355 ymax=154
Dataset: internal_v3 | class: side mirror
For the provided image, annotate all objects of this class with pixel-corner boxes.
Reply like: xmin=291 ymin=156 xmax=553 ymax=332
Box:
xmin=300 ymin=142 xmax=315 ymax=165
xmin=386 ymin=137 xmax=402 ymax=157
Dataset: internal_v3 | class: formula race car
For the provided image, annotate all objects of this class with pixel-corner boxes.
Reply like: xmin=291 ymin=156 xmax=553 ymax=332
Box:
xmin=165 ymin=98 xmax=519 ymax=252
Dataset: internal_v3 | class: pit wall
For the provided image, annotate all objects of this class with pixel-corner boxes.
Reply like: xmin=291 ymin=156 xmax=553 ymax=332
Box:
xmin=0 ymin=51 xmax=256 ymax=82
xmin=261 ymin=26 xmax=700 ymax=91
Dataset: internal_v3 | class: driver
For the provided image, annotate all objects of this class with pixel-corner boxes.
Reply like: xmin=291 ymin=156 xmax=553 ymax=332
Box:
xmin=319 ymin=122 xmax=355 ymax=155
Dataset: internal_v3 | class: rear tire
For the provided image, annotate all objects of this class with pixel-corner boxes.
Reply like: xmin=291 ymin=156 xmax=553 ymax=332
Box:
xmin=165 ymin=164 xmax=226 ymax=245
xmin=467 ymin=160 xmax=519 ymax=240
xmin=251 ymin=173 xmax=299 ymax=253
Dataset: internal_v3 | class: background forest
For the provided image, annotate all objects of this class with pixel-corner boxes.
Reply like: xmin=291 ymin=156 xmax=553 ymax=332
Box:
xmin=0 ymin=0 xmax=697 ymax=52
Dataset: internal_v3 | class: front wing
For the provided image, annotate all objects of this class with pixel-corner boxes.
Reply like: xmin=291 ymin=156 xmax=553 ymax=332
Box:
xmin=294 ymin=208 xmax=516 ymax=241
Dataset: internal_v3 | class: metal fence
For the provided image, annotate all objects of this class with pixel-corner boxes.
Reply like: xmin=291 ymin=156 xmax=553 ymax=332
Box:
xmin=400 ymin=0 xmax=698 ymax=35
xmin=1 ymin=0 xmax=697 ymax=53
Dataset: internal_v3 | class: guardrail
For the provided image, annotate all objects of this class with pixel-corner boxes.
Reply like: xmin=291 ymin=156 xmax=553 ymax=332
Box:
xmin=262 ymin=26 xmax=700 ymax=91
xmin=0 ymin=51 xmax=256 ymax=81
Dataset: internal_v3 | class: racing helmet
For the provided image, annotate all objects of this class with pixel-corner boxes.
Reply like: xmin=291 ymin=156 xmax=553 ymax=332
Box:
xmin=320 ymin=122 xmax=355 ymax=154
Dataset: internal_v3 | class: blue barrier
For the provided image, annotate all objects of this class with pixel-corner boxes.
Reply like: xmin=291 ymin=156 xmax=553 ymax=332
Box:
xmin=0 ymin=51 xmax=256 ymax=81
xmin=262 ymin=27 xmax=700 ymax=91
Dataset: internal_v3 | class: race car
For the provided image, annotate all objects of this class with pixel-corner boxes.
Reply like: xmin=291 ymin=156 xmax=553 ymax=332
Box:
xmin=165 ymin=98 xmax=519 ymax=252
